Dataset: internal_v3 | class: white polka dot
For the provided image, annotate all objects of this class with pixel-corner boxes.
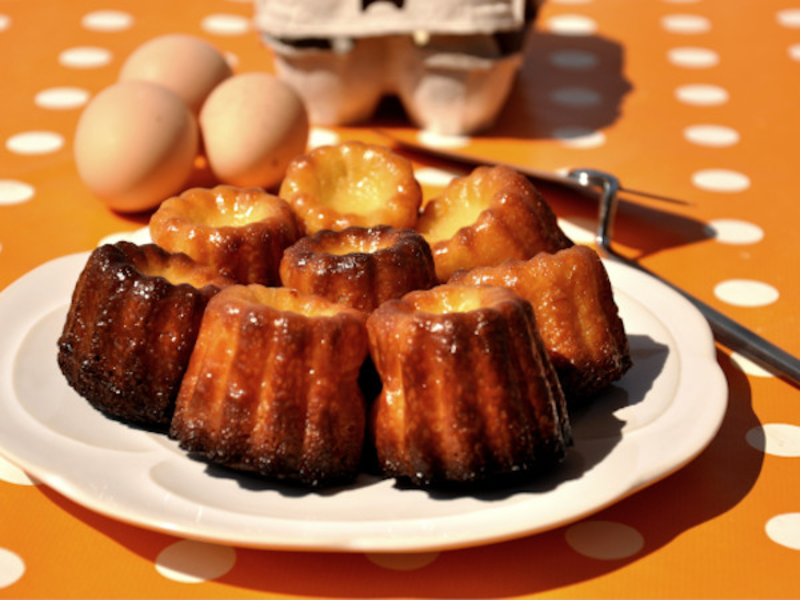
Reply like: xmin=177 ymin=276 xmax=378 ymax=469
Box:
xmin=661 ymin=14 xmax=711 ymax=34
xmin=549 ymin=49 xmax=599 ymax=70
xmin=201 ymin=14 xmax=251 ymax=36
xmin=0 ymin=548 xmax=24 ymax=589
xmin=730 ymin=351 xmax=775 ymax=378
xmin=558 ymin=216 xmax=597 ymax=245
xmin=777 ymin=8 xmax=800 ymax=28
xmin=58 ymin=46 xmax=112 ymax=69
xmin=714 ymin=279 xmax=779 ymax=307
xmin=0 ymin=455 xmax=36 ymax=486
xmin=5 ymin=131 xmax=64 ymax=155
xmin=746 ymin=424 xmax=800 ymax=457
xmin=414 ymin=167 xmax=461 ymax=188
xmin=155 ymin=540 xmax=236 ymax=583
xmin=565 ymin=520 xmax=644 ymax=560
xmin=684 ymin=124 xmax=739 ymax=147
xmin=550 ymin=87 xmax=602 ymax=107
xmin=34 ymin=86 xmax=90 ymax=110
xmin=668 ymin=47 xmax=719 ymax=68
xmin=546 ymin=14 xmax=598 ymax=36
xmin=675 ymin=83 xmax=729 ymax=105
xmin=552 ymin=126 xmax=606 ymax=148
xmin=692 ymin=168 xmax=750 ymax=193
xmin=766 ymin=513 xmax=800 ymax=550
xmin=81 ymin=10 xmax=134 ymax=32
xmin=366 ymin=552 xmax=440 ymax=570
xmin=0 ymin=180 xmax=35 ymax=205
xmin=417 ymin=130 xmax=470 ymax=149
xmin=790 ymin=43 xmax=800 ymax=61
xmin=308 ymin=127 xmax=340 ymax=149
xmin=704 ymin=219 xmax=763 ymax=245
xmin=0 ymin=14 xmax=10 ymax=31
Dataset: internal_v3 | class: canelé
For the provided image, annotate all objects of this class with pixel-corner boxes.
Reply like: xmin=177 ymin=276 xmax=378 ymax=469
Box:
xmin=149 ymin=184 xmax=300 ymax=285
xmin=57 ymin=241 xmax=232 ymax=427
xmin=416 ymin=165 xmax=573 ymax=282
xmin=450 ymin=245 xmax=632 ymax=400
xmin=366 ymin=283 xmax=571 ymax=487
xmin=170 ymin=285 xmax=369 ymax=486
xmin=279 ymin=225 xmax=437 ymax=313
xmin=278 ymin=141 xmax=422 ymax=235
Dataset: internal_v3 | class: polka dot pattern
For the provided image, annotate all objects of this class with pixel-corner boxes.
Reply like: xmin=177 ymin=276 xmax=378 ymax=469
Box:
xmin=58 ymin=46 xmax=112 ymax=68
xmin=746 ymin=424 xmax=800 ymax=457
xmin=155 ymin=541 xmax=236 ymax=583
xmin=565 ymin=521 xmax=645 ymax=560
xmin=668 ymin=47 xmax=720 ymax=68
xmin=5 ymin=132 xmax=64 ymax=155
xmin=34 ymin=87 xmax=90 ymax=110
xmin=692 ymin=168 xmax=750 ymax=193
xmin=675 ymin=83 xmax=728 ymax=105
xmin=714 ymin=279 xmax=779 ymax=307
xmin=1 ymin=0 xmax=798 ymax=596
xmin=0 ymin=548 xmax=25 ymax=589
xmin=0 ymin=181 xmax=35 ymax=205
xmin=766 ymin=514 xmax=800 ymax=551
xmin=704 ymin=219 xmax=764 ymax=245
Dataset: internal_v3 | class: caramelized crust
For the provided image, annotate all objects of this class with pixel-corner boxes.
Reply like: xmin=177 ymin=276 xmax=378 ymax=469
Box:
xmin=450 ymin=245 xmax=632 ymax=400
xmin=416 ymin=165 xmax=573 ymax=282
xmin=279 ymin=225 xmax=437 ymax=313
xmin=57 ymin=241 xmax=232 ymax=426
xmin=278 ymin=141 xmax=422 ymax=235
xmin=170 ymin=285 xmax=369 ymax=486
xmin=149 ymin=185 xmax=300 ymax=285
xmin=366 ymin=284 xmax=571 ymax=487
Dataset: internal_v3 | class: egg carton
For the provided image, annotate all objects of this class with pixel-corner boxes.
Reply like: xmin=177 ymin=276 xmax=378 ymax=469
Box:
xmin=255 ymin=0 xmax=540 ymax=135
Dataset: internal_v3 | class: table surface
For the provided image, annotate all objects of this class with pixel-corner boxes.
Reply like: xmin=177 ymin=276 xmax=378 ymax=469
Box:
xmin=1 ymin=0 xmax=799 ymax=597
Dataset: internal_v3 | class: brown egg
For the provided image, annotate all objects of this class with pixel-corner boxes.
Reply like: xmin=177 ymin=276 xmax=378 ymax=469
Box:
xmin=74 ymin=81 xmax=198 ymax=213
xmin=119 ymin=34 xmax=233 ymax=115
xmin=199 ymin=72 xmax=309 ymax=189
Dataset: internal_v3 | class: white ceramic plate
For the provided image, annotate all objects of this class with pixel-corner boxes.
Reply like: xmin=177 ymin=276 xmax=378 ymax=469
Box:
xmin=0 ymin=252 xmax=727 ymax=552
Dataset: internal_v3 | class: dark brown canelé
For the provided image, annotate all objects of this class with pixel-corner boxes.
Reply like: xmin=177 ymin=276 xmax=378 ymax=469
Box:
xmin=149 ymin=184 xmax=301 ymax=285
xmin=57 ymin=241 xmax=233 ymax=427
xmin=415 ymin=165 xmax=573 ymax=282
xmin=450 ymin=245 xmax=632 ymax=401
xmin=366 ymin=283 xmax=572 ymax=488
xmin=170 ymin=285 xmax=369 ymax=486
xmin=279 ymin=225 xmax=437 ymax=313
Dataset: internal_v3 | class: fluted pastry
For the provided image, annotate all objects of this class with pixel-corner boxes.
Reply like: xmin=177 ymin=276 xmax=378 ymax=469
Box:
xmin=170 ymin=284 xmax=369 ymax=486
xmin=57 ymin=241 xmax=232 ymax=427
xmin=367 ymin=283 xmax=571 ymax=487
xmin=149 ymin=184 xmax=300 ymax=285
xmin=279 ymin=225 xmax=437 ymax=313
xmin=416 ymin=165 xmax=573 ymax=282
xmin=279 ymin=141 xmax=422 ymax=235
xmin=450 ymin=245 xmax=632 ymax=400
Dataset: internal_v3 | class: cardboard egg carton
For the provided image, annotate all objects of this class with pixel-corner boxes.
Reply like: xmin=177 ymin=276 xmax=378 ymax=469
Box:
xmin=255 ymin=0 xmax=540 ymax=135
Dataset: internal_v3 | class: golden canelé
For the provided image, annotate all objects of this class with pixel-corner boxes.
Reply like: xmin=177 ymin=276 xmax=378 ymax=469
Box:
xmin=367 ymin=284 xmax=572 ymax=487
xmin=279 ymin=141 xmax=422 ymax=235
xmin=150 ymin=184 xmax=300 ymax=286
xmin=170 ymin=284 xmax=369 ymax=487
xmin=451 ymin=245 xmax=632 ymax=401
xmin=416 ymin=165 xmax=573 ymax=282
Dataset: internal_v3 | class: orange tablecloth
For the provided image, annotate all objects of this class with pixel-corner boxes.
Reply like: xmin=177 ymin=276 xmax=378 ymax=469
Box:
xmin=1 ymin=0 xmax=799 ymax=597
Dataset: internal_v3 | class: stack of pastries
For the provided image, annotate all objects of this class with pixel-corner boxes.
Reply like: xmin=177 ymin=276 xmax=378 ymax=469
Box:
xmin=58 ymin=141 xmax=631 ymax=489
